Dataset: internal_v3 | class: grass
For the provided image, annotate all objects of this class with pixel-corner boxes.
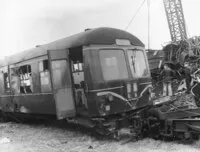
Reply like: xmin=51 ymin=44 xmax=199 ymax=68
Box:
xmin=0 ymin=122 xmax=199 ymax=152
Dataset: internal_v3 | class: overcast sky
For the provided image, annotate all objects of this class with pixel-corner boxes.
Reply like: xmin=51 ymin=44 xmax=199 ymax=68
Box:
xmin=0 ymin=0 xmax=200 ymax=57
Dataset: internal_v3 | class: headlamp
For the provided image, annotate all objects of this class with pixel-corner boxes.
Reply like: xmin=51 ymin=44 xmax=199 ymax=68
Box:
xmin=107 ymin=94 xmax=114 ymax=102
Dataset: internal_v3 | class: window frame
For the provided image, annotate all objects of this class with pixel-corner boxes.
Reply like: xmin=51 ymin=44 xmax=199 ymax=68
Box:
xmin=8 ymin=56 xmax=49 ymax=94
xmin=98 ymin=49 xmax=129 ymax=81
xmin=0 ymin=66 xmax=10 ymax=94
xmin=9 ymin=64 xmax=32 ymax=94
xmin=127 ymin=49 xmax=150 ymax=78
xmin=39 ymin=59 xmax=52 ymax=93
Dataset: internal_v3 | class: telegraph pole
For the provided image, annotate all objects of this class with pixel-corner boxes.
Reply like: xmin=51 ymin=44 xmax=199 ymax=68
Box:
xmin=147 ymin=0 xmax=150 ymax=49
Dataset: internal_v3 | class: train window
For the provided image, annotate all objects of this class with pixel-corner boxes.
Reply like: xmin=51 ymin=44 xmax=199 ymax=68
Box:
xmin=72 ymin=61 xmax=83 ymax=72
xmin=99 ymin=50 xmax=128 ymax=81
xmin=127 ymin=50 xmax=150 ymax=77
xmin=19 ymin=65 xmax=32 ymax=93
xmin=10 ymin=65 xmax=32 ymax=94
xmin=10 ymin=68 xmax=20 ymax=94
xmin=39 ymin=60 xmax=52 ymax=92
xmin=4 ymin=73 xmax=10 ymax=91
xmin=0 ymin=67 xmax=10 ymax=94
xmin=51 ymin=60 xmax=68 ymax=89
xmin=71 ymin=60 xmax=84 ymax=88
xmin=39 ymin=60 xmax=49 ymax=71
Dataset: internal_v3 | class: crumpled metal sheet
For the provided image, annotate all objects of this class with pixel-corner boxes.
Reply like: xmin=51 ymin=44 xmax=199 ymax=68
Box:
xmin=163 ymin=36 xmax=200 ymax=66
xmin=158 ymin=93 xmax=197 ymax=113
xmin=172 ymin=92 xmax=197 ymax=108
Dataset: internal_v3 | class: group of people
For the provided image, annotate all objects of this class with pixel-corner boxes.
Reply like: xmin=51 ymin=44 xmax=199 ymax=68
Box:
xmin=160 ymin=61 xmax=193 ymax=97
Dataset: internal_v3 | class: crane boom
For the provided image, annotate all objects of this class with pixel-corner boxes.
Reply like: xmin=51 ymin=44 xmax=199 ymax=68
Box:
xmin=163 ymin=0 xmax=187 ymax=42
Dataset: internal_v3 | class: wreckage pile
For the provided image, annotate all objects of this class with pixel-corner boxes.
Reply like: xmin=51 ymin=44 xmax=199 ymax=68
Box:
xmin=173 ymin=92 xmax=197 ymax=108
xmin=148 ymin=36 xmax=200 ymax=81
xmin=149 ymin=36 xmax=200 ymax=110
xmin=152 ymin=79 xmax=197 ymax=112
xmin=157 ymin=93 xmax=197 ymax=113
xmin=163 ymin=36 xmax=200 ymax=66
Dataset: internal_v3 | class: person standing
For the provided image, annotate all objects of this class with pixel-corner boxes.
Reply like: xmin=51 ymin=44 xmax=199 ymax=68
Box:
xmin=161 ymin=63 xmax=175 ymax=96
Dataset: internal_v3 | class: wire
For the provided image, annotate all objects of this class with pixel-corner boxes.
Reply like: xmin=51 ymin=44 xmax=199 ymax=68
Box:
xmin=125 ymin=0 xmax=146 ymax=30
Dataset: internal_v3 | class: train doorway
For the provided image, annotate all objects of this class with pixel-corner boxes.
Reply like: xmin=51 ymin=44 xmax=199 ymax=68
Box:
xmin=69 ymin=47 xmax=88 ymax=116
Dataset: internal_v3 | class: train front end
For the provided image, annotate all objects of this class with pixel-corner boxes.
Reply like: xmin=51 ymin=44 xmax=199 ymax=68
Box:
xmin=83 ymin=36 xmax=152 ymax=137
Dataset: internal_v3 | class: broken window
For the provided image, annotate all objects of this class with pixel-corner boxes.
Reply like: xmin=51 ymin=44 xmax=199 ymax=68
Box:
xmin=71 ymin=61 xmax=84 ymax=88
xmin=10 ymin=64 xmax=32 ymax=94
xmin=19 ymin=65 xmax=32 ymax=93
xmin=10 ymin=68 xmax=20 ymax=94
xmin=72 ymin=61 xmax=83 ymax=72
xmin=39 ymin=60 xmax=52 ymax=92
xmin=0 ymin=67 xmax=10 ymax=94
xmin=4 ymin=72 xmax=10 ymax=92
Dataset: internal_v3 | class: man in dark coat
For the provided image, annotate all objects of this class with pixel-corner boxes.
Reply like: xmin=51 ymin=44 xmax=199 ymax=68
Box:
xmin=161 ymin=63 xmax=175 ymax=96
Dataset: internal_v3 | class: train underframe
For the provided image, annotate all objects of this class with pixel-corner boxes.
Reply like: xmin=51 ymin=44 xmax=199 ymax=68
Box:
xmin=88 ymin=104 xmax=200 ymax=141
xmin=0 ymin=104 xmax=200 ymax=142
xmin=65 ymin=108 xmax=147 ymax=140
xmin=78 ymin=107 xmax=200 ymax=141
xmin=93 ymin=111 xmax=146 ymax=139
xmin=147 ymin=106 xmax=200 ymax=141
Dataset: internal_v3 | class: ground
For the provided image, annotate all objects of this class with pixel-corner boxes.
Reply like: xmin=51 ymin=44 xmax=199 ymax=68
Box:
xmin=0 ymin=122 xmax=199 ymax=152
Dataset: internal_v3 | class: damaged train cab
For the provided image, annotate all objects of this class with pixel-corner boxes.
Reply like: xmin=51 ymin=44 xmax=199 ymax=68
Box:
xmin=0 ymin=27 xmax=153 ymax=137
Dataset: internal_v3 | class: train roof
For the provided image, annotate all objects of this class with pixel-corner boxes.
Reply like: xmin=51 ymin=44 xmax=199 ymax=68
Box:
xmin=0 ymin=27 xmax=144 ymax=67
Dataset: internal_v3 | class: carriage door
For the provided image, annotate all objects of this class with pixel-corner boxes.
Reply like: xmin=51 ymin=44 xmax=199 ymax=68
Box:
xmin=48 ymin=49 xmax=76 ymax=119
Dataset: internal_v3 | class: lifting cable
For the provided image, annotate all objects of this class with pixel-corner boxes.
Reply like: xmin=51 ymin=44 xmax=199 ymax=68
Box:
xmin=125 ymin=0 xmax=146 ymax=30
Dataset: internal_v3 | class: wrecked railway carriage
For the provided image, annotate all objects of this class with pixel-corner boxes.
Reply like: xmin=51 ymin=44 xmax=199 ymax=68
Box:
xmin=147 ymin=37 xmax=200 ymax=79
xmin=0 ymin=28 xmax=200 ymax=140
xmin=146 ymin=37 xmax=200 ymax=140
xmin=147 ymin=37 xmax=200 ymax=94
